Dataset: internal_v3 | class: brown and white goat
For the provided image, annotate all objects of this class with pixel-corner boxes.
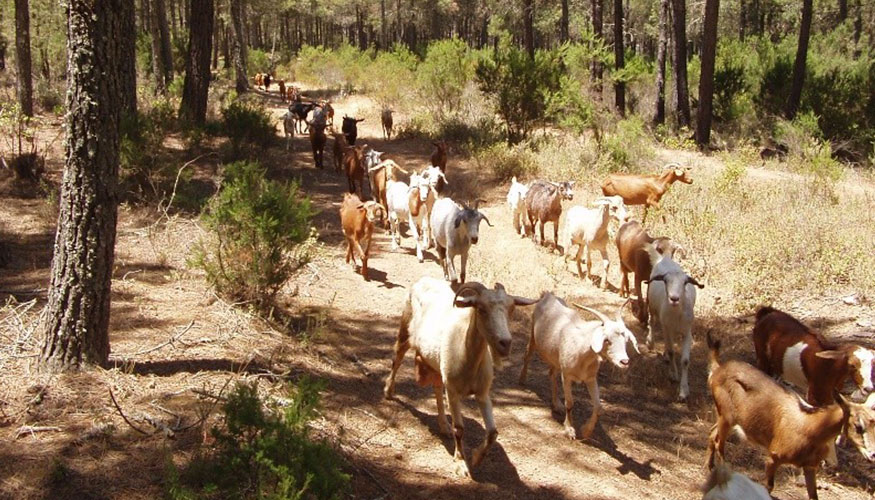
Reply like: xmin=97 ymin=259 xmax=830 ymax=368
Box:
xmin=706 ymin=332 xmax=875 ymax=500
xmin=368 ymin=158 xmax=408 ymax=216
xmin=752 ymin=306 xmax=874 ymax=406
xmin=616 ymin=221 xmax=684 ymax=324
xmin=384 ymin=279 xmax=537 ymax=477
xmin=524 ymin=181 xmax=574 ymax=252
xmin=340 ymin=193 xmax=385 ymax=281
xmin=343 ymin=145 xmax=368 ymax=199
xmin=600 ymin=163 xmax=693 ymax=223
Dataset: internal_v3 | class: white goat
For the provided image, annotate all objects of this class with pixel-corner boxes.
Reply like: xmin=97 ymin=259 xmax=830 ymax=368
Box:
xmin=413 ymin=166 xmax=448 ymax=250
xmin=385 ymin=175 xmax=423 ymax=261
xmin=384 ymin=278 xmax=536 ymax=477
xmin=701 ymin=464 xmax=770 ymax=500
xmin=430 ymin=198 xmax=492 ymax=284
xmin=563 ymin=196 xmax=629 ymax=290
xmin=646 ymin=251 xmax=704 ymax=401
xmin=506 ymin=176 xmax=529 ymax=237
xmin=520 ymin=293 xmax=638 ymax=439
xmin=282 ymin=111 xmax=295 ymax=150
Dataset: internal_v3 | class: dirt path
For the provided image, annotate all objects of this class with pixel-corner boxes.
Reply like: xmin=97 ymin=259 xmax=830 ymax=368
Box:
xmin=257 ymin=86 xmax=875 ymax=499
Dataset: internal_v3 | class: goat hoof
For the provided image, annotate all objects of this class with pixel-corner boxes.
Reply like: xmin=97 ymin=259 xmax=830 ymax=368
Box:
xmin=563 ymin=426 xmax=577 ymax=440
xmin=453 ymin=460 xmax=470 ymax=478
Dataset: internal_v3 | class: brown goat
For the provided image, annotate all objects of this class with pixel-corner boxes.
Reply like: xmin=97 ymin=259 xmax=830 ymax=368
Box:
xmin=600 ymin=163 xmax=693 ymax=222
xmin=524 ymin=181 xmax=574 ymax=252
xmin=752 ymin=307 xmax=874 ymax=407
xmin=332 ymin=132 xmax=349 ymax=173
xmin=340 ymin=193 xmax=385 ymax=280
xmin=706 ymin=332 xmax=875 ymax=500
xmin=430 ymin=141 xmax=448 ymax=192
xmin=381 ymin=109 xmax=394 ymax=140
xmin=308 ymin=122 xmax=327 ymax=169
xmin=369 ymin=159 xmax=408 ymax=217
xmin=615 ymin=221 xmax=684 ymax=324
xmin=343 ymin=144 xmax=368 ymax=199
xmin=277 ymin=80 xmax=286 ymax=101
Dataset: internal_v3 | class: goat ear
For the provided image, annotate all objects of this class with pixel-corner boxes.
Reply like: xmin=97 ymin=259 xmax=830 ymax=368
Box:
xmin=686 ymin=276 xmax=705 ymax=289
xmin=454 ymin=214 xmax=462 ymax=229
xmin=865 ymin=392 xmax=875 ymax=409
xmin=626 ymin=329 xmax=640 ymax=354
xmin=512 ymin=296 xmax=538 ymax=306
xmin=453 ymin=296 xmax=477 ymax=308
xmin=817 ymin=350 xmax=848 ymax=360
xmin=591 ymin=328 xmax=606 ymax=353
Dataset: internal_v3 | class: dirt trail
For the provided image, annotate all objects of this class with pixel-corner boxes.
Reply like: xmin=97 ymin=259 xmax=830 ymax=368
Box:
xmin=259 ymin=86 xmax=875 ymax=499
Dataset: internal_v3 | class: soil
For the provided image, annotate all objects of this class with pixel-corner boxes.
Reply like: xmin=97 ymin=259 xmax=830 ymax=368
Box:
xmin=0 ymin=83 xmax=873 ymax=500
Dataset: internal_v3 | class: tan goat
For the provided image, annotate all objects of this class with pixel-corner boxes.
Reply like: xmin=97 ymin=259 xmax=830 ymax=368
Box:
xmin=600 ymin=163 xmax=693 ymax=222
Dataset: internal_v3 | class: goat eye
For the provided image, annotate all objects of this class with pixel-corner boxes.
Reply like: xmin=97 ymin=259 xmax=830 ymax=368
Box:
xmin=856 ymin=424 xmax=865 ymax=434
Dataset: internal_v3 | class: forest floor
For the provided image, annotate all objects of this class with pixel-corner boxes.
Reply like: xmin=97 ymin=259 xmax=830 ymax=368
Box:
xmin=0 ymin=83 xmax=874 ymax=500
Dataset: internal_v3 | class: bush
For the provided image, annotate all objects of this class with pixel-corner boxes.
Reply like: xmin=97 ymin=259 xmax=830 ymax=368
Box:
xmin=545 ymin=75 xmax=595 ymax=134
xmin=474 ymin=142 xmax=538 ymax=181
xmin=247 ymin=48 xmax=271 ymax=75
xmin=417 ymin=38 xmax=477 ymax=119
xmin=600 ymin=116 xmax=653 ymax=170
xmin=167 ymin=379 xmax=349 ymax=499
xmin=119 ymin=101 xmax=178 ymax=201
xmin=221 ymin=101 xmax=275 ymax=159
xmin=363 ymin=44 xmax=418 ymax=108
xmin=190 ymin=161 xmax=314 ymax=308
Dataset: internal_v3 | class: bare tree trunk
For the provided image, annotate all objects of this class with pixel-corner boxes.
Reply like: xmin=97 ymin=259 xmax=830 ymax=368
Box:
xmin=230 ymin=0 xmax=248 ymax=93
xmin=671 ymin=0 xmax=690 ymax=127
xmin=654 ymin=0 xmax=669 ymax=124
xmin=838 ymin=0 xmax=847 ymax=22
xmin=786 ymin=0 xmax=812 ymax=119
xmin=523 ymin=0 xmax=535 ymax=58
xmin=179 ymin=0 xmax=214 ymax=125
xmin=852 ymin=0 xmax=862 ymax=57
xmin=119 ymin=1 xmax=137 ymax=116
xmin=613 ymin=0 xmax=625 ymax=115
xmin=154 ymin=0 xmax=174 ymax=85
xmin=14 ymin=0 xmax=33 ymax=116
xmin=41 ymin=0 xmax=124 ymax=371
xmin=591 ymin=0 xmax=604 ymax=94
xmin=149 ymin=0 xmax=166 ymax=92
xmin=381 ymin=0 xmax=387 ymax=48
xmin=696 ymin=0 xmax=720 ymax=147
xmin=560 ymin=0 xmax=569 ymax=43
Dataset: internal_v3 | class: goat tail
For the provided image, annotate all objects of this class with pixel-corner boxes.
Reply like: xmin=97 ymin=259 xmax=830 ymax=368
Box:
xmin=754 ymin=305 xmax=778 ymax=322
xmin=706 ymin=330 xmax=721 ymax=374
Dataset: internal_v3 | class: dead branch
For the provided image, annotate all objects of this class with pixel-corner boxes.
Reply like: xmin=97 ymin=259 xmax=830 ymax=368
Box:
xmin=109 ymin=388 xmax=150 ymax=436
xmin=117 ymin=320 xmax=196 ymax=357
xmin=15 ymin=425 xmax=62 ymax=439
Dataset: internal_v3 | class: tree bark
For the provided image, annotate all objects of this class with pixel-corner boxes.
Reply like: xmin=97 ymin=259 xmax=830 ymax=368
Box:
xmin=671 ymin=0 xmax=690 ymax=127
xmin=179 ymin=0 xmax=214 ymax=125
xmin=696 ymin=0 xmax=720 ymax=147
xmin=119 ymin=1 xmax=137 ymax=116
xmin=613 ymin=0 xmax=625 ymax=115
xmin=523 ymin=0 xmax=535 ymax=58
xmin=0 ymin=8 xmax=7 ymax=72
xmin=41 ymin=0 xmax=124 ymax=371
xmin=154 ymin=0 xmax=174 ymax=85
xmin=786 ymin=0 xmax=812 ymax=119
xmin=838 ymin=0 xmax=847 ymax=22
xmin=230 ymin=0 xmax=248 ymax=93
xmin=560 ymin=0 xmax=569 ymax=43
xmin=14 ymin=0 xmax=33 ymax=116
xmin=654 ymin=0 xmax=669 ymax=124
xmin=591 ymin=0 xmax=604 ymax=94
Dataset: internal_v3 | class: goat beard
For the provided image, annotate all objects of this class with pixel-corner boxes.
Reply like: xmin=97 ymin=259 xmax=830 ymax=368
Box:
xmin=489 ymin=346 xmax=505 ymax=371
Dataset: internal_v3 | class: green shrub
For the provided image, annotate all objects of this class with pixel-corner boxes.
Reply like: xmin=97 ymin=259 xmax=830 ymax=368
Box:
xmin=363 ymin=44 xmax=419 ymax=108
xmin=417 ymin=38 xmax=477 ymax=119
xmin=545 ymin=75 xmax=595 ymax=134
xmin=713 ymin=41 xmax=751 ymax=121
xmin=474 ymin=142 xmax=538 ymax=181
xmin=190 ymin=161 xmax=314 ymax=308
xmin=247 ymin=48 xmax=271 ymax=75
xmin=600 ymin=116 xmax=653 ymax=170
xmin=119 ymin=101 xmax=179 ymax=202
xmin=35 ymin=79 xmax=63 ymax=114
xmin=221 ymin=101 xmax=275 ymax=159
xmin=166 ymin=379 xmax=349 ymax=500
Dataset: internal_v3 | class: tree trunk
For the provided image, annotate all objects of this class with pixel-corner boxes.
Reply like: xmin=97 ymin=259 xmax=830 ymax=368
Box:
xmin=696 ymin=0 xmax=720 ymax=147
xmin=838 ymin=0 xmax=847 ymax=22
xmin=14 ymin=0 xmax=33 ymax=116
xmin=212 ymin=13 xmax=220 ymax=70
xmin=591 ymin=0 xmax=604 ymax=94
xmin=671 ymin=0 xmax=690 ymax=127
xmin=523 ymin=0 xmax=535 ymax=58
xmin=654 ymin=0 xmax=669 ymax=124
xmin=41 ymin=0 xmax=124 ymax=371
xmin=1 ymin=8 xmax=7 ymax=72
xmin=119 ymin=1 xmax=137 ymax=117
xmin=785 ymin=0 xmax=812 ymax=119
xmin=154 ymin=0 xmax=174 ymax=85
xmin=613 ymin=0 xmax=625 ymax=115
xmin=230 ymin=0 xmax=248 ymax=93
xmin=140 ymin=0 xmax=151 ymax=34
xmin=852 ymin=0 xmax=861 ymax=57
xmin=149 ymin=0 xmax=166 ymax=92
xmin=560 ymin=0 xmax=569 ymax=43
xmin=381 ymin=0 xmax=387 ymax=48
xmin=179 ymin=0 xmax=214 ymax=125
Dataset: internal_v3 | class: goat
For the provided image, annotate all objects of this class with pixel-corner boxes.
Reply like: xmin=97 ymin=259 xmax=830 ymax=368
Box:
xmin=705 ymin=332 xmax=875 ymax=499
xmin=385 ymin=171 xmax=420 ymax=260
xmin=701 ymin=464 xmax=770 ymax=500
xmin=321 ymin=100 xmax=334 ymax=126
xmin=286 ymin=85 xmax=298 ymax=102
xmin=308 ymin=122 xmax=327 ymax=170
xmin=646 ymin=252 xmax=704 ymax=401
xmin=262 ymin=73 xmax=271 ymax=90
xmin=342 ymin=115 xmax=365 ymax=146
xmin=430 ymin=141 xmax=448 ymax=192
xmin=363 ymin=149 xmax=385 ymax=205
xmin=343 ymin=144 xmax=368 ymax=199
xmin=506 ymin=177 xmax=529 ymax=237
xmin=524 ymin=181 xmax=575 ymax=252
xmin=381 ymin=108 xmax=394 ymax=140
xmin=277 ymin=80 xmax=286 ymax=101
xmin=332 ymin=132 xmax=350 ymax=173
xmin=290 ymin=101 xmax=316 ymax=134
xmin=384 ymin=278 xmax=537 ymax=477
xmin=282 ymin=111 xmax=296 ymax=150
xmin=430 ymin=198 xmax=492 ymax=284
xmin=562 ymin=196 xmax=629 ymax=290
xmin=519 ymin=294 xmax=638 ymax=440
xmin=752 ymin=307 xmax=874 ymax=406
xmin=340 ymin=193 xmax=385 ymax=281
xmin=254 ymin=73 xmax=263 ymax=88
xmin=600 ymin=163 xmax=693 ymax=223
xmin=409 ymin=167 xmax=447 ymax=253
xmin=368 ymin=157 xmax=408 ymax=218
xmin=616 ymin=221 xmax=684 ymax=324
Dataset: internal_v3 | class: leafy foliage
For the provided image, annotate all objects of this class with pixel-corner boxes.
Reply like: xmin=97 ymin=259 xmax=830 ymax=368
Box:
xmin=221 ymin=101 xmax=276 ymax=159
xmin=166 ymin=379 xmax=349 ymax=500
xmin=417 ymin=38 xmax=477 ymax=119
xmin=190 ymin=161 xmax=314 ymax=309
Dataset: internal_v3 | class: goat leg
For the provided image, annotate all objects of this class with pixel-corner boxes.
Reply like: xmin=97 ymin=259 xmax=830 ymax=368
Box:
xmin=383 ymin=317 xmax=411 ymax=399
xmin=599 ymin=248 xmax=609 ymax=290
xmin=580 ymin=378 xmax=600 ymax=440
xmin=562 ymin=373 xmax=576 ymax=440
xmin=803 ymin=466 xmax=818 ymax=500
xmin=519 ymin=325 xmax=536 ymax=385
xmin=471 ymin=394 xmax=498 ymax=467
xmin=447 ymin=395 xmax=469 ymax=477
xmin=433 ymin=386 xmax=451 ymax=436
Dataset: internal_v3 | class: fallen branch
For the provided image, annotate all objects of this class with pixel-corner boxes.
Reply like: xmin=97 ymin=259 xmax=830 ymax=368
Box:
xmin=15 ymin=425 xmax=62 ymax=439
xmin=118 ymin=320 xmax=196 ymax=357
xmin=109 ymin=388 xmax=150 ymax=436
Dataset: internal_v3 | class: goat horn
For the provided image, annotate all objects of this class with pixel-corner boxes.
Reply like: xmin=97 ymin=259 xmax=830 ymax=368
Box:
xmin=617 ymin=299 xmax=632 ymax=321
xmin=479 ymin=213 xmax=493 ymax=227
xmin=473 ymin=198 xmax=487 ymax=210
xmin=664 ymin=162 xmax=682 ymax=170
xmin=572 ymin=303 xmax=611 ymax=325
xmin=453 ymin=282 xmax=487 ymax=304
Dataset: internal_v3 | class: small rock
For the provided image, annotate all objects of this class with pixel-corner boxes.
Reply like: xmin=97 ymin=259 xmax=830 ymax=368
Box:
xmin=843 ymin=294 xmax=861 ymax=306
